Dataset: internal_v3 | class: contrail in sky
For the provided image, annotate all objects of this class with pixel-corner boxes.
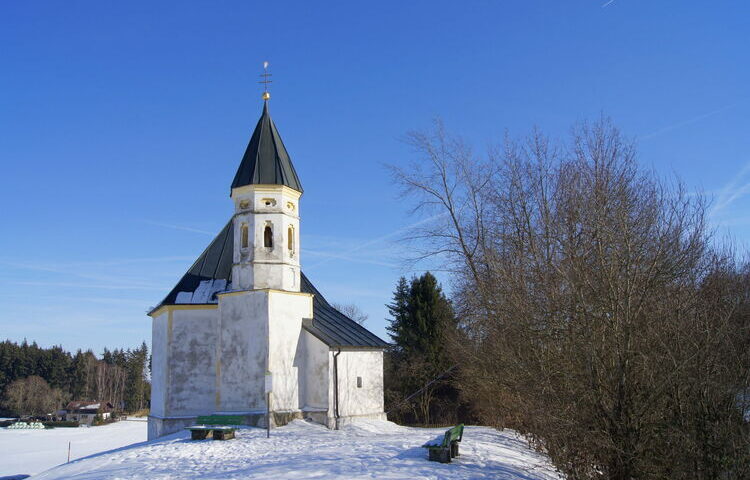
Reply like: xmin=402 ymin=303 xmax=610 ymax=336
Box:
xmin=306 ymin=212 xmax=448 ymax=270
xmin=641 ymin=102 xmax=741 ymax=140
xmin=711 ymin=162 xmax=750 ymax=216
xmin=142 ymin=220 xmax=215 ymax=236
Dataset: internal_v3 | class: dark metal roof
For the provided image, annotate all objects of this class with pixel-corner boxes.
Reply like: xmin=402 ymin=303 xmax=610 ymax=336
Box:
xmin=157 ymin=220 xmax=234 ymax=306
xmin=300 ymin=273 xmax=390 ymax=350
xmin=230 ymin=102 xmax=303 ymax=193
xmin=152 ymin=218 xmax=387 ymax=350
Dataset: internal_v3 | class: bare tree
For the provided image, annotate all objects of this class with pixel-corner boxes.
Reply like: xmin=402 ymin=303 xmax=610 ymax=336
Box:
xmin=392 ymin=117 xmax=750 ymax=479
xmin=95 ymin=361 xmax=126 ymax=409
xmin=332 ymin=302 xmax=369 ymax=325
xmin=3 ymin=376 xmax=65 ymax=417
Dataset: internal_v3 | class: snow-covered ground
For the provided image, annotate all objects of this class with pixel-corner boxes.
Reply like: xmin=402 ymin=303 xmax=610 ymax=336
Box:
xmin=0 ymin=419 xmax=147 ymax=479
xmin=16 ymin=419 xmax=562 ymax=480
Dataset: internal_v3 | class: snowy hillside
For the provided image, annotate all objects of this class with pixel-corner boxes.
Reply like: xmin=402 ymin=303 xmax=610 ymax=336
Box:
xmin=24 ymin=419 xmax=562 ymax=480
xmin=0 ymin=419 xmax=147 ymax=478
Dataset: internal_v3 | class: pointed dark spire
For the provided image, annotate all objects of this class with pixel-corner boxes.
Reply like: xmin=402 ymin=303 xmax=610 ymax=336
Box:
xmin=231 ymin=102 xmax=303 ymax=193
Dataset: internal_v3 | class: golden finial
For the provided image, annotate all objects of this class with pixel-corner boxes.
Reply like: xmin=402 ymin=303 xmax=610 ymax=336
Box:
xmin=259 ymin=61 xmax=272 ymax=101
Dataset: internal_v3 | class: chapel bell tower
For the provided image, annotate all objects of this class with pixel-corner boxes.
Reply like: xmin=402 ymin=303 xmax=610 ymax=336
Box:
xmin=229 ymin=90 xmax=303 ymax=292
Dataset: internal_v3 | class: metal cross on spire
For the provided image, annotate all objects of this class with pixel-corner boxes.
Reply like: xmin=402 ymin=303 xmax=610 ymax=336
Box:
xmin=259 ymin=61 xmax=272 ymax=101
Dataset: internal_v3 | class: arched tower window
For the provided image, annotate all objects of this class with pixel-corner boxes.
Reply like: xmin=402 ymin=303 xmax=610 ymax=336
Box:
xmin=241 ymin=224 xmax=249 ymax=249
xmin=264 ymin=225 xmax=273 ymax=248
xmin=287 ymin=226 xmax=294 ymax=252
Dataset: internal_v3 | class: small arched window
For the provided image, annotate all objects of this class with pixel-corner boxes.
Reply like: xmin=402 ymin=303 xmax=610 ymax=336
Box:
xmin=287 ymin=226 xmax=294 ymax=251
xmin=241 ymin=224 xmax=249 ymax=249
xmin=263 ymin=225 xmax=273 ymax=248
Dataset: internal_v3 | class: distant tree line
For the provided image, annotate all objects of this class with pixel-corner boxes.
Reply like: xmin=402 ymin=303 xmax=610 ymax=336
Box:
xmin=0 ymin=340 xmax=150 ymax=417
xmin=387 ymin=118 xmax=750 ymax=479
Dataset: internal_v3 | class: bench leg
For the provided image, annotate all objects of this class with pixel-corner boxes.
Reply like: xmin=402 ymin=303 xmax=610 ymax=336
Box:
xmin=440 ymin=448 xmax=451 ymax=463
xmin=212 ymin=430 xmax=235 ymax=440
xmin=451 ymin=441 xmax=460 ymax=457
xmin=191 ymin=430 xmax=211 ymax=440
xmin=428 ymin=448 xmax=451 ymax=463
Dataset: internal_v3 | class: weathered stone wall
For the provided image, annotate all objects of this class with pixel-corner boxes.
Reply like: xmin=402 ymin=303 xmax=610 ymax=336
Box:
xmin=148 ymin=306 xmax=218 ymax=439
xmin=147 ymin=415 xmax=196 ymax=440
xmin=150 ymin=311 xmax=168 ymax=418
xmin=167 ymin=308 xmax=218 ymax=416
xmin=268 ymin=290 xmax=313 ymax=411
xmin=334 ymin=350 xmax=385 ymax=418
xmin=297 ymin=330 xmax=330 ymax=412
xmin=217 ymin=291 xmax=269 ymax=413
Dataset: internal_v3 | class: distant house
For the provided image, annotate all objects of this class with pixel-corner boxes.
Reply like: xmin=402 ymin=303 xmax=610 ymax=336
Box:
xmin=64 ymin=401 xmax=113 ymax=426
xmin=52 ymin=409 xmax=67 ymax=421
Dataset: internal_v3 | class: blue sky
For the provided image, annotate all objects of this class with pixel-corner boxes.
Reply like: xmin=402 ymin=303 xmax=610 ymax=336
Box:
xmin=1 ymin=1 xmax=749 ymax=354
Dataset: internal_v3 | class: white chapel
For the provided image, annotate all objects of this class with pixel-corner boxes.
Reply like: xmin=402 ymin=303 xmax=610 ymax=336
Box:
xmin=147 ymin=93 xmax=388 ymax=440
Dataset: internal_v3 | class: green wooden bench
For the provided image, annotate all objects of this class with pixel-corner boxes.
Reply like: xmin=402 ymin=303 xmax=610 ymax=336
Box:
xmin=422 ymin=424 xmax=464 ymax=463
xmin=186 ymin=415 xmax=245 ymax=440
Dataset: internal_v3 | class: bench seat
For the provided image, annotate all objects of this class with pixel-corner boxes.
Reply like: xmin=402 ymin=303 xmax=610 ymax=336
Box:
xmin=187 ymin=425 xmax=236 ymax=440
xmin=422 ymin=424 xmax=464 ymax=463
xmin=186 ymin=415 xmax=245 ymax=440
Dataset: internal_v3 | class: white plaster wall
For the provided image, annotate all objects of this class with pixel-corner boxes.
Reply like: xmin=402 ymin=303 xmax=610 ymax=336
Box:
xmin=233 ymin=261 xmax=255 ymax=291
xmin=278 ymin=212 xmax=300 ymax=270
xmin=149 ymin=312 xmax=168 ymax=417
xmin=217 ymin=291 xmax=268 ymax=413
xmin=251 ymin=207 xmax=300 ymax=292
xmin=232 ymin=209 xmax=255 ymax=290
xmin=167 ymin=308 xmax=218 ymax=416
xmin=334 ymin=350 xmax=385 ymax=417
xmin=253 ymin=261 xmax=300 ymax=292
xmin=267 ymin=291 xmax=313 ymax=411
xmin=297 ymin=331 xmax=329 ymax=411
xmin=230 ymin=185 xmax=301 ymax=292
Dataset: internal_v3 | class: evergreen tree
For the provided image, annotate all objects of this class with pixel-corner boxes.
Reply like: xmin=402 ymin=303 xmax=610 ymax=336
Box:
xmin=124 ymin=342 xmax=149 ymax=412
xmin=69 ymin=350 xmax=95 ymax=401
xmin=44 ymin=346 xmax=72 ymax=391
xmin=387 ymin=272 xmax=455 ymax=371
xmin=385 ymin=276 xmax=410 ymax=352
xmin=384 ymin=272 xmax=459 ymax=424
xmin=112 ymin=348 xmax=128 ymax=369
xmin=102 ymin=348 xmax=113 ymax=365
xmin=17 ymin=339 xmax=32 ymax=379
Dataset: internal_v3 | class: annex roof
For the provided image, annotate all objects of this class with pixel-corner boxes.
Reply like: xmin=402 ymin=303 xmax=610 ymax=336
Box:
xmin=151 ymin=219 xmax=388 ymax=350
xmin=65 ymin=401 xmax=113 ymax=412
xmin=230 ymin=102 xmax=303 ymax=193
xmin=300 ymin=274 xmax=389 ymax=350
